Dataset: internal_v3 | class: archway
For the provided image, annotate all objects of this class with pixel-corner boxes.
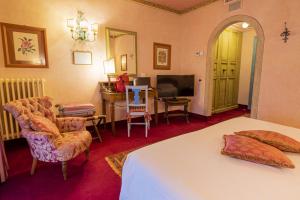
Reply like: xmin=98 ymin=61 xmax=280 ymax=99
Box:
xmin=204 ymin=15 xmax=265 ymax=118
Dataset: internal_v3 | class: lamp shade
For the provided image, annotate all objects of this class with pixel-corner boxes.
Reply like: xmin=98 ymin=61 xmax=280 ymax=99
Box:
xmin=79 ymin=20 xmax=89 ymax=31
xmin=103 ymin=58 xmax=116 ymax=74
xmin=91 ymin=23 xmax=99 ymax=33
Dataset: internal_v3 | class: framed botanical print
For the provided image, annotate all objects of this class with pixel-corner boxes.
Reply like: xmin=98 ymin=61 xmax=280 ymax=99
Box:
xmin=121 ymin=54 xmax=127 ymax=71
xmin=73 ymin=51 xmax=92 ymax=65
xmin=153 ymin=42 xmax=171 ymax=70
xmin=1 ymin=23 xmax=48 ymax=68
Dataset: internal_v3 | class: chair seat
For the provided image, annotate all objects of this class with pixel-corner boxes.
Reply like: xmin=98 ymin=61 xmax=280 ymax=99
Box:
xmin=129 ymin=106 xmax=146 ymax=113
xmin=55 ymin=131 xmax=92 ymax=162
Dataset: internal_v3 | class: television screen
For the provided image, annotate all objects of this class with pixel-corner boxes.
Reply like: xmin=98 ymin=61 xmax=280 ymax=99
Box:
xmin=157 ymin=75 xmax=195 ymax=98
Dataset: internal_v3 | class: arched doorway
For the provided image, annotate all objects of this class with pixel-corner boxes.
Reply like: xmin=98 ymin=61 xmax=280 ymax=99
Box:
xmin=204 ymin=15 xmax=265 ymax=118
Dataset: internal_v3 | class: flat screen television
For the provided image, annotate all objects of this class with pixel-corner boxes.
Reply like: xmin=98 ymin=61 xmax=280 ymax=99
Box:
xmin=157 ymin=75 xmax=195 ymax=98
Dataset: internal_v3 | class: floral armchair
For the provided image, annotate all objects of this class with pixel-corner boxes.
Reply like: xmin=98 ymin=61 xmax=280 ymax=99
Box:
xmin=3 ymin=96 xmax=92 ymax=180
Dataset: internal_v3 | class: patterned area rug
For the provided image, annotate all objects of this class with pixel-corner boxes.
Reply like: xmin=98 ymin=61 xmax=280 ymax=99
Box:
xmin=105 ymin=150 xmax=132 ymax=177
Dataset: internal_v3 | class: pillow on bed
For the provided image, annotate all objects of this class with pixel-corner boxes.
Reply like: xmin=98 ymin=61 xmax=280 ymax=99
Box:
xmin=235 ymin=130 xmax=300 ymax=153
xmin=221 ymin=135 xmax=295 ymax=168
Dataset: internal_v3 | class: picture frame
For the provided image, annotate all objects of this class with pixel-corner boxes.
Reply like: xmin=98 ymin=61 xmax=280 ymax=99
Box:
xmin=120 ymin=54 xmax=127 ymax=71
xmin=73 ymin=51 xmax=92 ymax=65
xmin=224 ymin=0 xmax=240 ymax=5
xmin=1 ymin=23 xmax=48 ymax=68
xmin=153 ymin=42 xmax=171 ymax=70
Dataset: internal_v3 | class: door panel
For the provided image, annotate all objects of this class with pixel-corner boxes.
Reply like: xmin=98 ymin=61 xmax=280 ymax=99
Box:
xmin=226 ymin=78 xmax=235 ymax=106
xmin=212 ymin=28 xmax=242 ymax=113
xmin=228 ymin=32 xmax=238 ymax=62
xmin=228 ymin=63 xmax=236 ymax=77
xmin=220 ymin=63 xmax=228 ymax=77
xmin=218 ymin=78 xmax=227 ymax=108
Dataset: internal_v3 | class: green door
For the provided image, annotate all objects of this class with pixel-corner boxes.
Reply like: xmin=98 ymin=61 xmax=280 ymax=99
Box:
xmin=212 ymin=29 xmax=242 ymax=113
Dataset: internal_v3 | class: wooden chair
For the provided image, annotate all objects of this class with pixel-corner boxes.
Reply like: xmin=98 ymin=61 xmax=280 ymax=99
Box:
xmin=126 ymin=86 xmax=151 ymax=137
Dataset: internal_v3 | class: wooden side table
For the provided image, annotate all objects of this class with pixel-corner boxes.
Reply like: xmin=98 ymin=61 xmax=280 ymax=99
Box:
xmin=86 ymin=115 xmax=106 ymax=142
xmin=163 ymin=98 xmax=191 ymax=124
xmin=55 ymin=104 xmax=106 ymax=142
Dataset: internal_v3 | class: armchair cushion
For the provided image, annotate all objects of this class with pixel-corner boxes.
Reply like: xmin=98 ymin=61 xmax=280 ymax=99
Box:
xmin=29 ymin=115 xmax=61 ymax=138
xmin=56 ymin=117 xmax=86 ymax=133
xmin=22 ymin=129 xmax=92 ymax=162
xmin=55 ymin=131 xmax=92 ymax=161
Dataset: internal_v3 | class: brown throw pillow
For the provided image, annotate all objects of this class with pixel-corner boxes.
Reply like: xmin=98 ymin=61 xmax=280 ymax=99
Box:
xmin=235 ymin=130 xmax=300 ymax=153
xmin=221 ymin=135 xmax=295 ymax=168
xmin=29 ymin=115 xmax=61 ymax=137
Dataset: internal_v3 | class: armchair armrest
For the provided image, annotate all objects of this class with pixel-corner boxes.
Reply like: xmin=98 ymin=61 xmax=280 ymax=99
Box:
xmin=21 ymin=129 xmax=56 ymax=141
xmin=56 ymin=117 xmax=86 ymax=133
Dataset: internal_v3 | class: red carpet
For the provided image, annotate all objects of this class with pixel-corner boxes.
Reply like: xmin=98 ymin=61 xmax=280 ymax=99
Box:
xmin=0 ymin=108 xmax=248 ymax=200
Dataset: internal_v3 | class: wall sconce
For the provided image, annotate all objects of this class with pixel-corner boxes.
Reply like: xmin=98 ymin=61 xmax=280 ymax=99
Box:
xmin=103 ymin=58 xmax=116 ymax=74
xmin=280 ymin=22 xmax=290 ymax=43
xmin=67 ymin=11 xmax=98 ymax=42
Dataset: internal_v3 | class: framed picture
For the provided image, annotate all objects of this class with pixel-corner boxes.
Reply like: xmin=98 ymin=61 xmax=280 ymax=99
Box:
xmin=120 ymin=54 xmax=127 ymax=71
xmin=153 ymin=42 xmax=171 ymax=70
xmin=1 ymin=23 xmax=48 ymax=68
xmin=73 ymin=51 xmax=92 ymax=65
xmin=224 ymin=0 xmax=240 ymax=4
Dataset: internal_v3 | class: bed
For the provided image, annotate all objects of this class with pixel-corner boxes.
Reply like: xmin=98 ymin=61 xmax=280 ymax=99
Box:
xmin=120 ymin=117 xmax=300 ymax=200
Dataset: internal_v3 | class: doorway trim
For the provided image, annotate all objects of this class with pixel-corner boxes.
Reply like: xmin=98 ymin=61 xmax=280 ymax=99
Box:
xmin=204 ymin=15 xmax=265 ymax=118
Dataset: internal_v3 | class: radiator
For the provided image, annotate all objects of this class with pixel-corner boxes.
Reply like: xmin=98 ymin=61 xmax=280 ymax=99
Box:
xmin=0 ymin=78 xmax=46 ymax=140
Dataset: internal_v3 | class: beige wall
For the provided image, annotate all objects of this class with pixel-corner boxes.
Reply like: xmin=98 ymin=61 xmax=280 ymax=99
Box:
xmin=238 ymin=29 xmax=256 ymax=105
xmin=180 ymin=0 xmax=300 ymax=128
xmin=0 ymin=0 xmax=181 ymax=120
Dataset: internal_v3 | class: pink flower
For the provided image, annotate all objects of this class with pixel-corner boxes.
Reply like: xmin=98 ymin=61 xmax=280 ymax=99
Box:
xmin=21 ymin=41 xmax=31 ymax=49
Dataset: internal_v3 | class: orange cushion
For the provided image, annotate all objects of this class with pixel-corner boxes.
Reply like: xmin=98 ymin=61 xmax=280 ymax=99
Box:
xmin=29 ymin=115 xmax=61 ymax=137
xmin=235 ymin=130 xmax=300 ymax=153
xmin=221 ymin=135 xmax=295 ymax=168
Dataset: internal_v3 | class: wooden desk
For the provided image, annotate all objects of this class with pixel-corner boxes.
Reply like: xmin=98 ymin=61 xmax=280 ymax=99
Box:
xmin=100 ymin=86 xmax=158 ymax=135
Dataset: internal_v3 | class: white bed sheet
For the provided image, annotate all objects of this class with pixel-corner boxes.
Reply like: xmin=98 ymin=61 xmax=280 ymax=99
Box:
xmin=120 ymin=117 xmax=300 ymax=200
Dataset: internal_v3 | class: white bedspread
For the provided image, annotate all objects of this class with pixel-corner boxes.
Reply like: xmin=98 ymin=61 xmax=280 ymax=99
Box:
xmin=120 ymin=117 xmax=300 ymax=200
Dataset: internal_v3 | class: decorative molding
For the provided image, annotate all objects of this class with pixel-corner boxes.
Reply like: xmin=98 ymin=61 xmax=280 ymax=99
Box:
xmin=130 ymin=0 xmax=219 ymax=14
xmin=181 ymin=0 xmax=220 ymax=14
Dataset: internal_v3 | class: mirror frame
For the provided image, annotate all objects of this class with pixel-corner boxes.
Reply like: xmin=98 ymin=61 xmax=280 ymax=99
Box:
xmin=105 ymin=27 xmax=138 ymax=75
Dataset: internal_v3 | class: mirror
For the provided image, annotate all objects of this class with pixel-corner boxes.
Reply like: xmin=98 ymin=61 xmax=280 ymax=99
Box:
xmin=105 ymin=27 xmax=137 ymax=75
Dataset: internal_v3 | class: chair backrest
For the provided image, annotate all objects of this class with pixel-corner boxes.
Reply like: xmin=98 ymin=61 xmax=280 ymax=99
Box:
xmin=126 ymin=85 xmax=148 ymax=114
xmin=3 ymin=96 xmax=56 ymax=130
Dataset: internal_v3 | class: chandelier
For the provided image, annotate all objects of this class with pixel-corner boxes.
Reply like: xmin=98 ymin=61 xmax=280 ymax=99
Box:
xmin=67 ymin=11 xmax=98 ymax=42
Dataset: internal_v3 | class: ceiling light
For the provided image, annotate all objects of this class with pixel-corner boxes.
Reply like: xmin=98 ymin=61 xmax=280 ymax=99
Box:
xmin=242 ymin=22 xmax=249 ymax=29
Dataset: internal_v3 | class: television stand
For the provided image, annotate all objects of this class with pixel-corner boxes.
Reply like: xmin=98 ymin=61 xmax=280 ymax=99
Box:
xmin=163 ymin=98 xmax=191 ymax=124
